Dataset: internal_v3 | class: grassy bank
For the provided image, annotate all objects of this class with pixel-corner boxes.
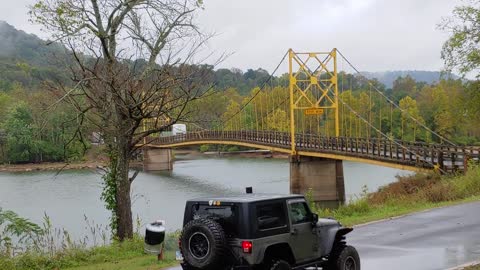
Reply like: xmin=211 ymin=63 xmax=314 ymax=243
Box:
xmin=0 ymin=234 xmax=178 ymax=270
xmin=312 ymin=163 xmax=480 ymax=227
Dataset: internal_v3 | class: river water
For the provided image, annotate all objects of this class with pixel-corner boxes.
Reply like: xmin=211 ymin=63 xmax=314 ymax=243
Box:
xmin=0 ymin=156 xmax=412 ymax=241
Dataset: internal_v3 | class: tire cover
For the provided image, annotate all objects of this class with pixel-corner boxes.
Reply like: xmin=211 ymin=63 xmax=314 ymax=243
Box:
xmin=180 ymin=218 xmax=226 ymax=269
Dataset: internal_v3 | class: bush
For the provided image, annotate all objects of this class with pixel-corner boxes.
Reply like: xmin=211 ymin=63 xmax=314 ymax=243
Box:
xmin=227 ymin=146 xmax=239 ymax=152
xmin=453 ymin=163 xmax=480 ymax=198
xmin=199 ymin=145 xmax=210 ymax=152
xmin=368 ymin=173 xmax=441 ymax=205
xmin=421 ymin=182 xmax=457 ymax=203
xmin=199 ymin=144 xmax=210 ymax=153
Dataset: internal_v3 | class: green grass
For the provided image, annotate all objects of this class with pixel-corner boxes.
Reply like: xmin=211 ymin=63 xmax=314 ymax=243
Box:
xmin=63 ymin=252 xmax=177 ymax=270
xmin=0 ymin=235 xmax=178 ymax=270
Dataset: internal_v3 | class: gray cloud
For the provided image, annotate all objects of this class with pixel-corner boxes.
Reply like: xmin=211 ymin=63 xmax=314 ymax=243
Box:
xmin=0 ymin=0 xmax=463 ymax=73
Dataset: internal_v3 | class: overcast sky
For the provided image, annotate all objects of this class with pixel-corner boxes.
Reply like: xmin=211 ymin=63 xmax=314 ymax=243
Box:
xmin=0 ymin=0 xmax=463 ymax=73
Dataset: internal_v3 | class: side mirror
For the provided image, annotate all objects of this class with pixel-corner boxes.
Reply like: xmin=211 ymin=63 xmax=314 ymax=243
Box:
xmin=311 ymin=213 xmax=319 ymax=226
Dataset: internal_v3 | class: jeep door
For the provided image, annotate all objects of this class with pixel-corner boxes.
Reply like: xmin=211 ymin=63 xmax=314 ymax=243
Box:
xmin=287 ymin=199 xmax=319 ymax=263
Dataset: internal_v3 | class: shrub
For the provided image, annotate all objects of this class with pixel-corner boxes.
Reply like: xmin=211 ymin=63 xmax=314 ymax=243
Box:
xmin=421 ymin=182 xmax=457 ymax=203
xmin=453 ymin=162 xmax=480 ymax=198
xmin=227 ymin=146 xmax=239 ymax=152
xmin=368 ymin=173 xmax=441 ymax=205
xmin=199 ymin=145 xmax=210 ymax=152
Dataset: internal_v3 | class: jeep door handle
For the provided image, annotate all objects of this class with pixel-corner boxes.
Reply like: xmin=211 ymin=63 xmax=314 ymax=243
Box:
xmin=291 ymin=228 xmax=298 ymax=235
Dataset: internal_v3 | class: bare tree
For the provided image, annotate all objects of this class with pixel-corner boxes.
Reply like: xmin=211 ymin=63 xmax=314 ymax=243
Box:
xmin=30 ymin=0 xmax=216 ymax=240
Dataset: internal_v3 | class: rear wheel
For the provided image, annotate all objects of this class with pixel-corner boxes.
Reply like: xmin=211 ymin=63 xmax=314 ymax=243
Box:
xmin=327 ymin=245 xmax=360 ymax=270
xmin=269 ymin=260 xmax=291 ymax=270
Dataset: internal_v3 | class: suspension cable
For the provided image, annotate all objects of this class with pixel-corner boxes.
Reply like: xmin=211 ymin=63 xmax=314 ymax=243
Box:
xmin=338 ymin=95 xmax=446 ymax=173
xmin=221 ymin=50 xmax=289 ymax=125
xmin=336 ymin=49 xmax=457 ymax=146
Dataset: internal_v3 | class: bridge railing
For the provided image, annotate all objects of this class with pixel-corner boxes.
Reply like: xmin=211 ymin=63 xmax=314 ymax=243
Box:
xmin=148 ymin=130 xmax=479 ymax=173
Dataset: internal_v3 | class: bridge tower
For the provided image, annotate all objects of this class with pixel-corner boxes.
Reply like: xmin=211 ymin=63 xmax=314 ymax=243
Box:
xmin=288 ymin=49 xmax=345 ymax=206
xmin=142 ymin=112 xmax=174 ymax=171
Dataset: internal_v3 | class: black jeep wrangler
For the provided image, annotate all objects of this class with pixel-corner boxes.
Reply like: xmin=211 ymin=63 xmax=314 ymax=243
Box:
xmin=178 ymin=194 xmax=360 ymax=270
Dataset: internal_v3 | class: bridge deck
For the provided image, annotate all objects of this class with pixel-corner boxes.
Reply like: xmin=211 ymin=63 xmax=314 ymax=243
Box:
xmin=147 ymin=131 xmax=479 ymax=173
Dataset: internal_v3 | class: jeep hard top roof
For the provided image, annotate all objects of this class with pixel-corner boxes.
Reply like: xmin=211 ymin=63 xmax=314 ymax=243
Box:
xmin=187 ymin=194 xmax=305 ymax=204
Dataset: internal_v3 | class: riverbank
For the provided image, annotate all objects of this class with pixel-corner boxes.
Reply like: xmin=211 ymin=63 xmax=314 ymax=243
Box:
xmin=0 ymin=146 xmax=109 ymax=172
xmin=0 ymin=148 xmax=286 ymax=172
xmin=0 ymin=161 xmax=106 ymax=173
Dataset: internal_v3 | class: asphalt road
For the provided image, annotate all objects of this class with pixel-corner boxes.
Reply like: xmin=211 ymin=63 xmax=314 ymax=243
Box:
xmin=349 ymin=201 xmax=480 ymax=270
xmin=166 ymin=201 xmax=480 ymax=270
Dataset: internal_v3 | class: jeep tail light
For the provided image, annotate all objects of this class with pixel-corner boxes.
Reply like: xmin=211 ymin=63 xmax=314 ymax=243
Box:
xmin=242 ymin=241 xmax=252 ymax=253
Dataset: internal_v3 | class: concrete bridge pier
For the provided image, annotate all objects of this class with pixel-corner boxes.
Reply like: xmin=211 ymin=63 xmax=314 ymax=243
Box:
xmin=143 ymin=148 xmax=173 ymax=171
xmin=290 ymin=156 xmax=345 ymax=208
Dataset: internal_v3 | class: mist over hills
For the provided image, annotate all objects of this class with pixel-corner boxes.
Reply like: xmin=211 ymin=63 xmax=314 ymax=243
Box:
xmin=0 ymin=20 xmax=458 ymax=92
xmin=0 ymin=21 xmax=69 ymax=90
xmin=362 ymin=70 xmax=459 ymax=88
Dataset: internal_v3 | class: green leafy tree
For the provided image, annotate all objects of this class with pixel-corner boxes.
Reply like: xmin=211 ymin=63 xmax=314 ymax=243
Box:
xmin=3 ymin=102 xmax=39 ymax=163
xmin=417 ymin=80 xmax=465 ymax=141
xmin=266 ymin=109 xmax=289 ymax=132
xmin=398 ymin=96 xmax=428 ymax=142
xmin=439 ymin=1 xmax=480 ymax=77
xmin=392 ymin=75 xmax=418 ymax=101
xmin=222 ymin=100 xmax=241 ymax=130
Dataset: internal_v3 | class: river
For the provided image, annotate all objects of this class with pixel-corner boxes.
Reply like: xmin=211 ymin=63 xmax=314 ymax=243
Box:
xmin=0 ymin=155 xmax=412 ymax=241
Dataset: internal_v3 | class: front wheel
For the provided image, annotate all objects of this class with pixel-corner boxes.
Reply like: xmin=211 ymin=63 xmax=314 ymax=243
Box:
xmin=328 ymin=245 xmax=360 ymax=270
xmin=269 ymin=260 xmax=291 ymax=270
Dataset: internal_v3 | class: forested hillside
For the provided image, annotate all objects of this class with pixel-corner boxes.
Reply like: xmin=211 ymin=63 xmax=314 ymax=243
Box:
xmin=0 ymin=21 xmax=479 ymax=165
xmin=0 ymin=21 xmax=70 ymax=91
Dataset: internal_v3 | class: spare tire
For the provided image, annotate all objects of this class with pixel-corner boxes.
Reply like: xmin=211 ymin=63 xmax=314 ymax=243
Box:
xmin=180 ymin=218 xmax=227 ymax=269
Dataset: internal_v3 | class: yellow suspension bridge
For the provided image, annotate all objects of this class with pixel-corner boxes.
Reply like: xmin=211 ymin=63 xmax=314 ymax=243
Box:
xmin=144 ymin=49 xmax=479 ymax=175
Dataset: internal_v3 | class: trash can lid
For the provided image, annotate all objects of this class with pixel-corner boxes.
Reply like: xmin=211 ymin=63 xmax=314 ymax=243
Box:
xmin=146 ymin=220 xmax=166 ymax=233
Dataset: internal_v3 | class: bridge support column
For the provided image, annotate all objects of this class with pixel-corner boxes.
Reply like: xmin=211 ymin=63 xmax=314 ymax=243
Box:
xmin=143 ymin=148 xmax=173 ymax=171
xmin=290 ymin=156 xmax=345 ymax=208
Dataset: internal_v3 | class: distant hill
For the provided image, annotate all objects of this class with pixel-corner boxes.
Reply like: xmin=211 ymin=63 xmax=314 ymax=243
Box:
xmin=0 ymin=21 xmax=461 ymax=94
xmin=362 ymin=71 xmax=459 ymax=88
xmin=0 ymin=21 xmax=69 ymax=91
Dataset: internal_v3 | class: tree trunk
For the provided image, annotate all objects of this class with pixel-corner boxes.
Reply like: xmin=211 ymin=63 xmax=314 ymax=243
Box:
xmin=115 ymin=138 xmax=133 ymax=240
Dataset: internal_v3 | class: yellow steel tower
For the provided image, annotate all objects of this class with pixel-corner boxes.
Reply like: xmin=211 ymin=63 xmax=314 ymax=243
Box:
xmin=288 ymin=49 xmax=339 ymax=154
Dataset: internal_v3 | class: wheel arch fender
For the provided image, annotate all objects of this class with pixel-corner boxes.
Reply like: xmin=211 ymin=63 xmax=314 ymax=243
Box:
xmin=324 ymin=227 xmax=353 ymax=255
xmin=261 ymin=242 xmax=296 ymax=265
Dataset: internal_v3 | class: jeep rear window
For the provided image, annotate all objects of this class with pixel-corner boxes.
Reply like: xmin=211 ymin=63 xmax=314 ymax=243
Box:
xmin=256 ymin=203 xmax=287 ymax=230
xmin=193 ymin=205 xmax=234 ymax=219
xmin=192 ymin=204 xmax=238 ymax=235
